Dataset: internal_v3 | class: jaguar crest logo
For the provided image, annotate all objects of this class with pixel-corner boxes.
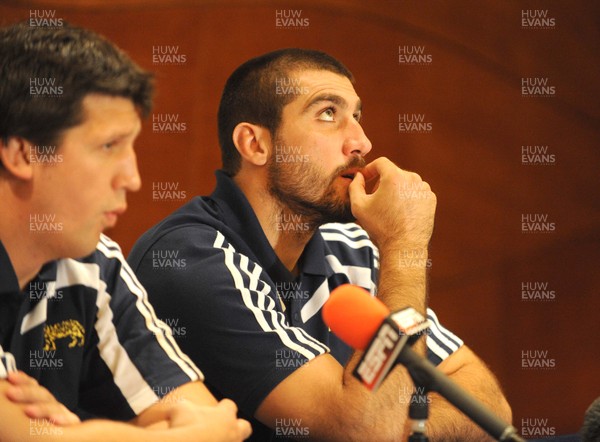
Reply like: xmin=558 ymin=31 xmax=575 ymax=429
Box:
xmin=43 ymin=319 xmax=85 ymax=351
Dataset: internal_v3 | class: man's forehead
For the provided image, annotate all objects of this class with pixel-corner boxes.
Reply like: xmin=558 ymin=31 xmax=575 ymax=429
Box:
xmin=287 ymin=69 xmax=361 ymax=108
xmin=65 ymin=93 xmax=141 ymax=139
xmin=295 ymin=69 xmax=356 ymax=92
xmin=80 ymin=93 xmax=137 ymax=114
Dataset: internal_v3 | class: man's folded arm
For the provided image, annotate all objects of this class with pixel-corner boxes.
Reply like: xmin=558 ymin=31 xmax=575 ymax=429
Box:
xmin=255 ymin=342 xmax=512 ymax=442
xmin=1 ymin=378 xmax=251 ymax=442
xmin=427 ymin=344 xmax=513 ymax=441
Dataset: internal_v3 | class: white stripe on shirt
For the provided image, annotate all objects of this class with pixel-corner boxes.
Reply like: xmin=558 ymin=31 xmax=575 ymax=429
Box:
xmin=300 ymin=279 xmax=330 ymax=323
xmin=324 ymin=254 xmax=376 ymax=293
xmin=214 ymin=232 xmax=328 ymax=359
xmin=320 ymin=232 xmax=379 ymax=252
xmin=97 ymin=236 xmax=202 ymax=382
xmin=50 ymin=258 xmax=159 ymax=413
xmin=94 ymin=274 xmax=160 ymax=414
xmin=236 ymin=255 xmax=328 ymax=354
xmin=427 ymin=308 xmax=463 ymax=350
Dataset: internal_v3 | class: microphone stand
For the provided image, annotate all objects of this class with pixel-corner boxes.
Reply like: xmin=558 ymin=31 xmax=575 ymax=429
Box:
xmin=408 ymin=387 xmax=429 ymax=442
xmin=401 ymin=347 xmax=526 ymax=442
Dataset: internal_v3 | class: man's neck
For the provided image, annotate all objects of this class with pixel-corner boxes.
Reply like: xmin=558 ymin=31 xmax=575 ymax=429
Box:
xmin=270 ymin=207 xmax=316 ymax=276
xmin=0 ymin=236 xmax=45 ymax=291
xmin=233 ymin=174 xmax=316 ymax=274
xmin=0 ymin=193 xmax=46 ymax=290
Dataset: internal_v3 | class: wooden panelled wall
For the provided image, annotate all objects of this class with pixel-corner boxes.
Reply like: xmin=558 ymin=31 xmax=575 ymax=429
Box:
xmin=2 ymin=0 xmax=599 ymax=436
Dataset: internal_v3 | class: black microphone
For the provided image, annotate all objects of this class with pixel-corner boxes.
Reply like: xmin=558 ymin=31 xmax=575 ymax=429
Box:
xmin=322 ymin=284 xmax=525 ymax=442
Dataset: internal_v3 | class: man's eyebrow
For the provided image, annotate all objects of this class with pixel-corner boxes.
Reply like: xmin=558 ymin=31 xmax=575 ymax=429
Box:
xmin=303 ymin=93 xmax=362 ymax=113
xmin=95 ymin=122 xmax=141 ymax=142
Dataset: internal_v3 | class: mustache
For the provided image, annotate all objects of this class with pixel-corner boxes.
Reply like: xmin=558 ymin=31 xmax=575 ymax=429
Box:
xmin=332 ymin=156 xmax=367 ymax=177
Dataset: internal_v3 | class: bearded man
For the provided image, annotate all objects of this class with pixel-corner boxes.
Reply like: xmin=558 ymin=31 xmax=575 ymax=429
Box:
xmin=129 ymin=48 xmax=511 ymax=441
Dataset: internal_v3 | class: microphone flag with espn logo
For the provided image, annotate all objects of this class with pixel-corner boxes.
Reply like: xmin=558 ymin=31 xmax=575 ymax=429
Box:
xmin=353 ymin=307 xmax=430 ymax=391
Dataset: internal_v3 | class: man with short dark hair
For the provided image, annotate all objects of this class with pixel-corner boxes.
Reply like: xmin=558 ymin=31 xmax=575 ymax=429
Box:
xmin=130 ymin=48 xmax=512 ymax=441
xmin=0 ymin=21 xmax=250 ymax=441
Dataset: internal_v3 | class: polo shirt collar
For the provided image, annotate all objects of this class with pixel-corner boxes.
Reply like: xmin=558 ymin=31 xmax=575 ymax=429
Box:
xmin=297 ymin=232 xmax=328 ymax=276
xmin=35 ymin=261 xmax=58 ymax=286
xmin=0 ymin=240 xmax=57 ymax=298
xmin=210 ymin=170 xmax=328 ymax=279
xmin=0 ymin=240 xmax=19 ymax=298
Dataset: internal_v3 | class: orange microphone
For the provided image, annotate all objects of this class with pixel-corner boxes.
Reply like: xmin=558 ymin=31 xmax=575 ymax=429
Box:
xmin=322 ymin=284 xmax=389 ymax=351
xmin=322 ymin=284 xmax=525 ymax=442
xmin=323 ymin=284 xmax=429 ymax=391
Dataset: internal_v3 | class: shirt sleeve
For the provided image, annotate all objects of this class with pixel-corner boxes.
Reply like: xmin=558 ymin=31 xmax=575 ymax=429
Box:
xmin=76 ymin=235 xmax=203 ymax=420
xmin=360 ymin=228 xmax=464 ymax=367
xmin=425 ymin=308 xmax=464 ymax=366
xmin=129 ymin=226 xmax=329 ymax=417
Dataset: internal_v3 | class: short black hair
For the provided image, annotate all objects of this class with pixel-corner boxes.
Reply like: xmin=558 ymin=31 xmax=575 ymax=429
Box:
xmin=582 ymin=397 xmax=600 ymax=442
xmin=0 ymin=21 xmax=153 ymax=155
xmin=217 ymin=48 xmax=353 ymax=176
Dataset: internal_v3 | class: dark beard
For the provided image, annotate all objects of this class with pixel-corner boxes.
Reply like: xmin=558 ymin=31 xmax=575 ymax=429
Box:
xmin=267 ymin=155 xmax=365 ymax=231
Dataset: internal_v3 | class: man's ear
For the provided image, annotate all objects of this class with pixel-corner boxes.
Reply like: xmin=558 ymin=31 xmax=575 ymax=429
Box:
xmin=0 ymin=137 xmax=33 ymax=180
xmin=232 ymin=122 xmax=271 ymax=167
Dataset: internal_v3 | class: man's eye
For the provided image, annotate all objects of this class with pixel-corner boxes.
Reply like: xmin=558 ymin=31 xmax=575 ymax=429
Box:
xmin=318 ymin=107 xmax=336 ymax=122
xmin=102 ymin=141 xmax=116 ymax=150
xmin=353 ymin=112 xmax=362 ymax=122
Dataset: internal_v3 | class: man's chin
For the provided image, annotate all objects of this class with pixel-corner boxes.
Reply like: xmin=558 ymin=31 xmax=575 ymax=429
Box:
xmin=66 ymin=233 xmax=102 ymax=260
xmin=317 ymin=203 xmax=355 ymax=225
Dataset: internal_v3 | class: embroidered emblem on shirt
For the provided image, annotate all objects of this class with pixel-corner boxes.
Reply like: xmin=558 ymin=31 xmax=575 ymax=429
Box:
xmin=43 ymin=319 xmax=85 ymax=351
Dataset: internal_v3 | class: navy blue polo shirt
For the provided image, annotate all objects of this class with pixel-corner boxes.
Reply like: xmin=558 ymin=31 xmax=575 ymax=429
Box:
xmin=129 ymin=170 xmax=463 ymax=441
xmin=0 ymin=235 xmax=202 ymax=420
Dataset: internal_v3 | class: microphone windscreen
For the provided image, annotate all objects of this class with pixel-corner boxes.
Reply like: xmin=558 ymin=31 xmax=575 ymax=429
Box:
xmin=322 ymin=284 xmax=389 ymax=350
